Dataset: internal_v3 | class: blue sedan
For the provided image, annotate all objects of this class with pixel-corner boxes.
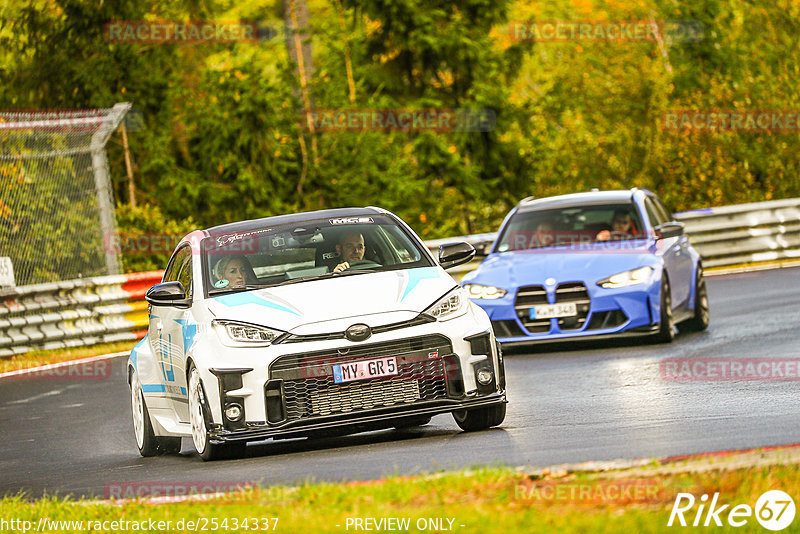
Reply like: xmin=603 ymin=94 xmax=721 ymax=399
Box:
xmin=461 ymin=189 xmax=709 ymax=345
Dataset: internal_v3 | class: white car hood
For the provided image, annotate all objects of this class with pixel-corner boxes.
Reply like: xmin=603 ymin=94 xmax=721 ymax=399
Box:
xmin=205 ymin=267 xmax=455 ymax=334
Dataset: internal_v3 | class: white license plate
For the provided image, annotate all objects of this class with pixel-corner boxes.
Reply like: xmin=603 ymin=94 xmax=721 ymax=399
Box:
xmin=333 ymin=357 xmax=398 ymax=383
xmin=530 ymin=302 xmax=577 ymax=319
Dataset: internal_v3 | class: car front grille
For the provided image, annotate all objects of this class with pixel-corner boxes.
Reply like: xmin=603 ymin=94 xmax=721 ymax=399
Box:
xmin=554 ymin=282 xmax=591 ymax=331
xmin=515 ymin=282 xmax=591 ymax=333
xmin=268 ymin=335 xmax=452 ymax=422
xmin=515 ymin=285 xmax=549 ymax=333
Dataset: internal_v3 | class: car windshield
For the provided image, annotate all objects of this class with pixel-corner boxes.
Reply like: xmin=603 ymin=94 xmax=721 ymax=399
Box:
xmin=203 ymin=214 xmax=433 ymax=294
xmin=495 ymin=203 xmax=645 ymax=252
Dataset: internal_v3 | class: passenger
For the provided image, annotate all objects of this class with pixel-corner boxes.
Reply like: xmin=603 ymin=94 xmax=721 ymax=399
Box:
xmin=213 ymin=256 xmax=257 ymax=287
xmin=534 ymin=221 xmax=555 ymax=247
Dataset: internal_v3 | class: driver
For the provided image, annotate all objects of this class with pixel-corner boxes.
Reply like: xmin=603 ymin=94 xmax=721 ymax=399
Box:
xmin=333 ymin=230 xmax=366 ymax=273
xmin=596 ymin=210 xmax=634 ymax=241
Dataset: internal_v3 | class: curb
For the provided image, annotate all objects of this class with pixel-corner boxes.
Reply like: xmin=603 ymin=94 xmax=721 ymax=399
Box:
xmin=515 ymin=443 xmax=800 ymax=480
xmin=704 ymin=259 xmax=800 ymax=277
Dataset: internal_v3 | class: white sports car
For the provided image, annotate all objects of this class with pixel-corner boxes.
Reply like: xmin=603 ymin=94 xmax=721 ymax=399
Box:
xmin=128 ymin=207 xmax=507 ymax=460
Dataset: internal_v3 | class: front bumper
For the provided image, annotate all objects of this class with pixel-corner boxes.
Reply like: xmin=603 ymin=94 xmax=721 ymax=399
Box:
xmin=475 ymin=278 xmax=662 ymax=344
xmin=193 ymin=307 xmax=505 ymax=442
xmin=208 ymin=392 xmax=506 ymax=444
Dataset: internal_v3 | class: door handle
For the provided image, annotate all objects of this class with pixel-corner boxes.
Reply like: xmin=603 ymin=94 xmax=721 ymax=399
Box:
xmin=156 ymin=319 xmax=163 ymax=333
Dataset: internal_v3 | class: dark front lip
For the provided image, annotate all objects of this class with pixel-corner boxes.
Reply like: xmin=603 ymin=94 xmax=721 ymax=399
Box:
xmin=208 ymin=393 xmax=507 ymax=443
xmin=497 ymin=324 xmax=658 ymax=345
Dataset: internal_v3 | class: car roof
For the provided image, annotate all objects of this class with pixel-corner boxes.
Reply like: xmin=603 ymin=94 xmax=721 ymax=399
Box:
xmin=205 ymin=207 xmax=386 ymax=235
xmin=516 ymin=190 xmax=637 ymax=213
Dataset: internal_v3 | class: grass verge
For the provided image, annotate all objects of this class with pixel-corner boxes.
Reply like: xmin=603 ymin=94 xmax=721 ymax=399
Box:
xmin=0 ymin=340 xmax=134 ymax=374
xmin=2 ymin=458 xmax=798 ymax=532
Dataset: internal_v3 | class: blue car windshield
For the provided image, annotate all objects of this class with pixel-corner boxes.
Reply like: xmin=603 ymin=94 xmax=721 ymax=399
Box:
xmin=496 ymin=204 xmax=645 ymax=252
xmin=203 ymin=215 xmax=432 ymax=294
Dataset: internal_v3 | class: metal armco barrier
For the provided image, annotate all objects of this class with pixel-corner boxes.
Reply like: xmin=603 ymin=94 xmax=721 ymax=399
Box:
xmin=673 ymin=198 xmax=800 ymax=268
xmin=1 ymin=198 xmax=797 ymax=357
xmin=0 ymin=271 xmax=163 ymax=358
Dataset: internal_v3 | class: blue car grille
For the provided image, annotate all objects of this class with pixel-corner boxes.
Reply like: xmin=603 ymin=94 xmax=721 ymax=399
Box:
xmin=514 ymin=285 xmax=549 ymax=333
xmin=553 ymin=282 xmax=591 ymax=331
xmin=514 ymin=282 xmax=591 ymax=334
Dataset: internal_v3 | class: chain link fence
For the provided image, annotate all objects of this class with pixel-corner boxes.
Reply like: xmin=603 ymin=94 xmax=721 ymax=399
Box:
xmin=0 ymin=103 xmax=130 ymax=286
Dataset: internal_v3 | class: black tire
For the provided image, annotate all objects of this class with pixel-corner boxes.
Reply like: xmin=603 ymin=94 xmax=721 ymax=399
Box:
xmin=393 ymin=416 xmax=432 ymax=429
xmin=680 ymin=269 xmax=710 ymax=332
xmin=130 ymin=370 xmax=182 ymax=457
xmin=188 ymin=365 xmax=246 ymax=461
xmin=453 ymin=403 xmax=506 ymax=432
xmin=652 ymin=276 xmax=675 ymax=344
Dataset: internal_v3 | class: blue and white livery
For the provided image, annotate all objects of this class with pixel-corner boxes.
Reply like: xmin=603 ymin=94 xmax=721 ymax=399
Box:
xmin=128 ymin=207 xmax=506 ymax=460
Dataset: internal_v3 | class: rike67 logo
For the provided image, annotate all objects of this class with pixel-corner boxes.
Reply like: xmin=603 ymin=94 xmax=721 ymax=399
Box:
xmin=668 ymin=490 xmax=796 ymax=530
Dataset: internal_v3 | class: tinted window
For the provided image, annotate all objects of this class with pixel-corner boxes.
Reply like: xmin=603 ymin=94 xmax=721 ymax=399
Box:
xmin=164 ymin=245 xmax=190 ymax=283
xmin=176 ymin=255 xmax=192 ymax=298
xmin=203 ymin=215 xmax=432 ymax=294
xmin=644 ymin=197 xmax=667 ymax=227
xmin=496 ymin=203 xmax=644 ymax=251
xmin=652 ymin=196 xmax=673 ymax=223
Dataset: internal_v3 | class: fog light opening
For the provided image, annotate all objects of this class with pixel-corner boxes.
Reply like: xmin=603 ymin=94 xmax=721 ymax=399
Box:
xmin=476 ymin=369 xmax=493 ymax=386
xmin=225 ymin=403 xmax=243 ymax=422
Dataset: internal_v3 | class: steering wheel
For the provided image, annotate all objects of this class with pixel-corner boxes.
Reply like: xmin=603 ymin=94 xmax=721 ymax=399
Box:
xmin=341 ymin=259 xmax=381 ymax=270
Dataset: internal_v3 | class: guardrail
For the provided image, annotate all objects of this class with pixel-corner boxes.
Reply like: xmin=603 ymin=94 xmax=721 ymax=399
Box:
xmin=1 ymin=198 xmax=798 ymax=357
xmin=673 ymin=198 xmax=800 ymax=268
xmin=0 ymin=272 xmax=162 ymax=358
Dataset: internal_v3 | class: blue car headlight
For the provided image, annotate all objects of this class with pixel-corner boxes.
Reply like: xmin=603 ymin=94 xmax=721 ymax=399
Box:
xmin=212 ymin=320 xmax=284 ymax=347
xmin=597 ymin=266 xmax=653 ymax=289
xmin=463 ymin=283 xmax=507 ymax=300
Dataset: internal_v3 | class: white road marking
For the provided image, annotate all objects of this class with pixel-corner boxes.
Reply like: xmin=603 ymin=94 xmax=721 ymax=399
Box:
xmin=7 ymin=388 xmax=65 ymax=405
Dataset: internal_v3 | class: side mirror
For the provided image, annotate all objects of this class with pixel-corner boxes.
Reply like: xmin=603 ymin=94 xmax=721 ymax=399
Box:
xmin=655 ymin=222 xmax=685 ymax=239
xmin=473 ymin=241 xmax=494 ymax=257
xmin=145 ymin=281 xmax=191 ymax=308
xmin=438 ymin=242 xmax=476 ymax=269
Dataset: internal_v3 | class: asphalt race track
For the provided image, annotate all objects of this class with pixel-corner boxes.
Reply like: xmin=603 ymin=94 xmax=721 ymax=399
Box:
xmin=1 ymin=267 xmax=798 ymax=499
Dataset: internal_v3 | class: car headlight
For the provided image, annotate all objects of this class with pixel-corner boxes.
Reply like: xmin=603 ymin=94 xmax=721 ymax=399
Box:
xmin=597 ymin=266 xmax=653 ymax=289
xmin=463 ymin=283 xmax=507 ymax=300
xmin=212 ymin=320 xmax=283 ymax=347
xmin=424 ymin=287 xmax=469 ymax=321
